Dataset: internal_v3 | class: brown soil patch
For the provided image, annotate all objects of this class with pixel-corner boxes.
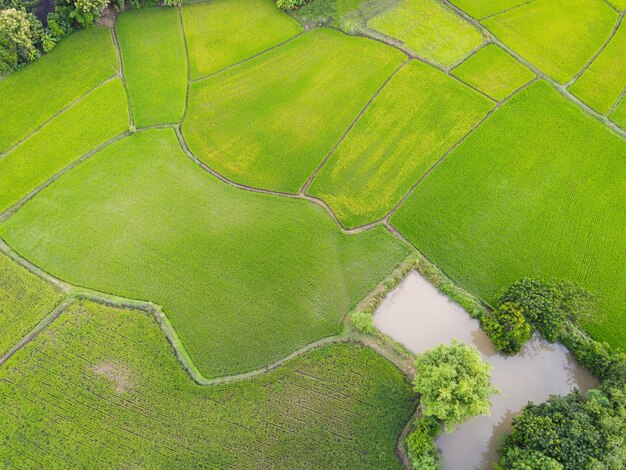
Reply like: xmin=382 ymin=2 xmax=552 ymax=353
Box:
xmin=92 ymin=361 xmax=135 ymax=394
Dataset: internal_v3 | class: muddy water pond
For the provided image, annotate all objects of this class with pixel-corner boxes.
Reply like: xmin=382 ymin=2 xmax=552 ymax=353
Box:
xmin=374 ymin=271 xmax=597 ymax=470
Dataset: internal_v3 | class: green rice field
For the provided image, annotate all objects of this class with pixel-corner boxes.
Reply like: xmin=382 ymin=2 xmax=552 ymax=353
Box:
xmin=0 ymin=0 xmax=624 ymax=464
xmin=0 ymin=300 xmax=415 ymax=468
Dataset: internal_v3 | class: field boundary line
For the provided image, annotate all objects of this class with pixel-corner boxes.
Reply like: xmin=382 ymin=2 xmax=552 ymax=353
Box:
xmin=0 ymin=76 xmax=117 ymax=160
xmin=300 ymin=59 xmax=410 ymax=194
xmin=478 ymin=0 xmax=538 ymax=21
xmin=601 ymin=0 xmax=621 ymax=13
xmin=566 ymin=11 xmax=624 ymax=89
xmin=190 ymin=30 xmax=306 ymax=84
xmin=178 ymin=6 xmax=192 ymax=125
xmin=173 ymin=127 xmax=378 ymax=234
xmin=0 ymin=298 xmax=72 ymax=368
xmin=608 ymin=85 xmax=626 ymax=117
xmin=110 ymin=25 xmax=134 ymax=128
xmin=439 ymin=0 xmax=626 ymax=139
xmin=0 ymin=132 xmax=130 ymax=224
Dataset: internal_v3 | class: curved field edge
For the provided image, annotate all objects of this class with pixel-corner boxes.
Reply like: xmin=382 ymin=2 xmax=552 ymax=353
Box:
xmin=0 ymin=299 xmax=416 ymax=468
xmin=0 ymin=129 xmax=411 ymax=378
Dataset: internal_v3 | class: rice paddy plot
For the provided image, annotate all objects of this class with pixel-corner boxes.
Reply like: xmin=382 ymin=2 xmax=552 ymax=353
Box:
xmin=116 ymin=7 xmax=187 ymax=126
xmin=569 ymin=21 xmax=626 ymax=115
xmin=452 ymin=44 xmax=535 ymax=101
xmin=448 ymin=0 xmax=532 ymax=19
xmin=0 ymin=300 xmax=415 ymax=468
xmin=0 ymin=79 xmax=128 ymax=213
xmin=0 ymin=27 xmax=117 ymax=153
xmin=183 ymin=28 xmax=405 ymax=193
xmin=391 ymin=80 xmax=626 ymax=350
xmin=483 ymin=0 xmax=617 ymax=84
xmin=0 ymin=129 xmax=410 ymax=377
xmin=0 ymin=253 xmax=63 ymax=358
xmin=610 ymin=95 xmax=626 ymax=128
xmin=182 ymin=0 xmax=302 ymax=79
xmin=308 ymin=60 xmax=493 ymax=228
xmin=367 ymin=0 xmax=485 ymax=68
xmin=607 ymin=0 xmax=626 ymax=10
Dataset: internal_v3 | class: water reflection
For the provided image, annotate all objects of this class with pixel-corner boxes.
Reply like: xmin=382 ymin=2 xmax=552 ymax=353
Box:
xmin=374 ymin=271 xmax=597 ymax=469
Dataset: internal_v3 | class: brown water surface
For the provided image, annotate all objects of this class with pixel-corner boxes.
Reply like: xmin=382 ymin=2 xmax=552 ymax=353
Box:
xmin=374 ymin=271 xmax=597 ymax=469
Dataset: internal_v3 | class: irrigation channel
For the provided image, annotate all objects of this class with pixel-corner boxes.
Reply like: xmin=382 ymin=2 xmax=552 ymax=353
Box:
xmin=374 ymin=271 xmax=597 ymax=470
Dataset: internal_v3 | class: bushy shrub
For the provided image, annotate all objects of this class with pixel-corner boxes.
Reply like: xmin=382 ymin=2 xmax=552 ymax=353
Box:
xmin=500 ymin=278 xmax=564 ymax=342
xmin=276 ymin=0 xmax=310 ymax=11
xmin=481 ymin=301 xmax=532 ymax=354
xmin=0 ymin=7 xmax=47 ymax=72
xmin=413 ymin=341 xmax=497 ymax=432
xmin=497 ymin=390 xmax=626 ymax=469
xmin=496 ymin=447 xmax=563 ymax=470
xmin=406 ymin=416 xmax=442 ymax=470
xmin=350 ymin=310 xmax=375 ymax=334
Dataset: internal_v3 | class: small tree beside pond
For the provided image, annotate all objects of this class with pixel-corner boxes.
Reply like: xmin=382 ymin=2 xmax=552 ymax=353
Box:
xmin=481 ymin=301 xmax=532 ymax=355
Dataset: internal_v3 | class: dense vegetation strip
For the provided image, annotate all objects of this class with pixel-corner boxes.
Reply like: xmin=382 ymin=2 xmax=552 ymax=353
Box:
xmin=0 ymin=79 xmax=128 ymax=213
xmin=452 ymin=44 xmax=535 ymax=101
xmin=391 ymin=80 xmax=626 ymax=350
xmin=115 ymin=7 xmax=187 ymax=126
xmin=367 ymin=0 xmax=485 ymax=68
xmin=570 ymin=19 xmax=626 ymax=115
xmin=183 ymin=27 xmax=406 ymax=193
xmin=0 ymin=300 xmax=415 ymax=468
xmin=0 ymin=252 xmax=63 ymax=358
xmin=0 ymin=129 xmax=410 ymax=377
xmin=0 ymin=27 xmax=117 ymax=153
xmin=482 ymin=0 xmax=617 ymax=84
xmin=182 ymin=0 xmax=302 ymax=80
xmin=308 ymin=60 xmax=493 ymax=228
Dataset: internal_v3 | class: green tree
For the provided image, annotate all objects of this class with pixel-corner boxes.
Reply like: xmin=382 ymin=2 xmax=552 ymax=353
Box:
xmin=413 ymin=341 xmax=497 ymax=432
xmin=481 ymin=301 xmax=532 ymax=354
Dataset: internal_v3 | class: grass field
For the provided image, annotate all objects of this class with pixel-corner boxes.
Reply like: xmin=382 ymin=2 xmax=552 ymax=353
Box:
xmin=607 ymin=0 xmax=626 ymax=9
xmin=368 ymin=0 xmax=485 ymax=67
xmin=0 ymin=27 xmax=117 ymax=153
xmin=183 ymin=28 xmax=405 ymax=193
xmin=0 ymin=300 xmax=415 ymax=468
xmin=0 ymin=253 xmax=63 ymax=358
xmin=569 ymin=21 xmax=626 ymax=115
xmin=483 ymin=0 xmax=617 ymax=84
xmin=449 ymin=0 xmax=530 ymax=19
xmin=182 ymin=0 xmax=302 ymax=79
xmin=452 ymin=44 xmax=535 ymax=101
xmin=116 ymin=7 xmax=187 ymax=126
xmin=0 ymin=79 xmax=128 ymax=214
xmin=0 ymin=129 xmax=410 ymax=377
xmin=308 ymin=60 xmax=493 ymax=228
xmin=391 ymin=80 xmax=626 ymax=349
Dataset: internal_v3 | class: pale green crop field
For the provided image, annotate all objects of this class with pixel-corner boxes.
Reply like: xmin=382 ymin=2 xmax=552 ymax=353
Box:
xmin=116 ymin=7 xmax=187 ymax=126
xmin=452 ymin=44 xmax=535 ymax=101
xmin=610 ymin=96 xmax=626 ymax=128
xmin=0 ymin=300 xmax=414 ymax=468
xmin=0 ymin=79 xmax=128 ymax=213
xmin=607 ymin=0 xmax=626 ymax=10
xmin=483 ymin=0 xmax=617 ymax=84
xmin=449 ymin=0 xmax=530 ymax=19
xmin=570 ymin=21 xmax=626 ymax=115
xmin=0 ymin=27 xmax=117 ymax=153
xmin=0 ymin=129 xmax=409 ymax=377
xmin=308 ymin=60 xmax=493 ymax=228
xmin=182 ymin=0 xmax=302 ymax=79
xmin=0 ymin=253 xmax=63 ymax=358
xmin=368 ymin=0 xmax=485 ymax=67
xmin=183 ymin=28 xmax=405 ymax=193
xmin=392 ymin=81 xmax=626 ymax=349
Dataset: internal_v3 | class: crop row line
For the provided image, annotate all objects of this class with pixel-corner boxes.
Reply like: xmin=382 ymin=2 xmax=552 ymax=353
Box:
xmin=110 ymin=25 xmax=134 ymax=129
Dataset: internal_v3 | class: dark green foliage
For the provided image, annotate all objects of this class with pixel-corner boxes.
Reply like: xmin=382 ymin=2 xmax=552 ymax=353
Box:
xmin=406 ymin=416 xmax=443 ymax=470
xmin=276 ymin=0 xmax=310 ymax=10
xmin=497 ymin=390 xmax=626 ymax=469
xmin=500 ymin=278 xmax=564 ymax=342
xmin=481 ymin=301 xmax=532 ymax=354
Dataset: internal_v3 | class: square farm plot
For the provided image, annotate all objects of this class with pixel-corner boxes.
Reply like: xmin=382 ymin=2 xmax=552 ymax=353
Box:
xmin=391 ymin=80 xmax=626 ymax=350
xmin=367 ymin=0 xmax=485 ymax=68
xmin=182 ymin=0 xmax=302 ymax=79
xmin=569 ymin=21 xmax=626 ymax=115
xmin=452 ymin=44 xmax=535 ymax=101
xmin=183 ymin=28 xmax=406 ymax=193
xmin=483 ymin=0 xmax=618 ymax=84
xmin=308 ymin=60 xmax=494 ymax=228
